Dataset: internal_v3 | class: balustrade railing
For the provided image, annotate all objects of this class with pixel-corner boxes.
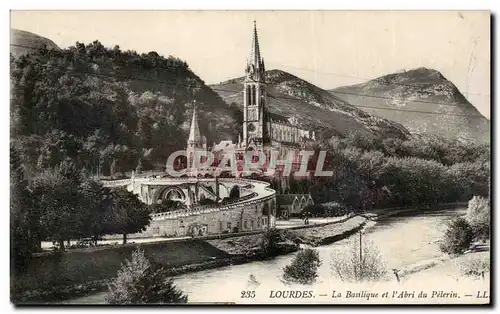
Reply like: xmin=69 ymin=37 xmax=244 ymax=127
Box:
xmin=102 ymin=176 xmax=276 ymax=221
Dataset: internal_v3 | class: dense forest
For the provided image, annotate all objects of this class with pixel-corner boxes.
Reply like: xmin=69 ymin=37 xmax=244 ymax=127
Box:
xmin=268 ymin=132 xmax=490 ymax=211
xmin=10 ymin=41 xmax=241 ymax=178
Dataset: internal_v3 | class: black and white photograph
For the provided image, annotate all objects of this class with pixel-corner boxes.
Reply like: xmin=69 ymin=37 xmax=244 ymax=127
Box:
xmin=8 ymin=9 xmax=491 ymax=305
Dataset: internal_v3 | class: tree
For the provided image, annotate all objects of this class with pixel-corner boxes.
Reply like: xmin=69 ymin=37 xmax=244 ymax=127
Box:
xmin=79 ymin=178 xmax=114 ymax=245
xmin=440 ymin=217 xmax=474 ymax=255
xmin=30 ymin=164 xmax=84 ymax=250
xmin=10 ymin=145 xmax=35 ymax=271
xmin=283 ymin=248 xmax=322 ymax=285
xmin=260 ymin=228 xmax=286 ymax=257
xmin=330 ymin=237 xmax=388 ymax=283
xmin=106 ymin=189 xmax=151 ymax=244
xmin=106 ymin=249 xmax=188 ymax=304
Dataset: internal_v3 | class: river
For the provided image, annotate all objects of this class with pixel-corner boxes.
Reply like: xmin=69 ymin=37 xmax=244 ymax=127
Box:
xmin=64 ymin=209 xmax=467 ymax=304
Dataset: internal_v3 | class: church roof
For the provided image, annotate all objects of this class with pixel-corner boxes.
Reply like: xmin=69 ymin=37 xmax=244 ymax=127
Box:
xmin=276 ymin=194 xmax=313 ymax=205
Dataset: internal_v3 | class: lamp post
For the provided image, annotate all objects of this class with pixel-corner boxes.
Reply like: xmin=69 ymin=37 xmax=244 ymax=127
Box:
xmin=359 ymin=225 xmax=367 ymax=280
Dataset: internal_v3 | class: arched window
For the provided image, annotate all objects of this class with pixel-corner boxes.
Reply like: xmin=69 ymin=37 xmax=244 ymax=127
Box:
xmin=252 ymin=85 xmax=257 ymax=106
xmin=229 ymin=185 xmax=240 ymax=199
xmin=246 ymin=86 xmax=251 ymax=106
xmin=292 ymin=198 xmax=299 ymax=213
xmin=300 ymin=198 xmax=307 ymax=211
xmin=262 ymin=203 xmax=270 ymax=216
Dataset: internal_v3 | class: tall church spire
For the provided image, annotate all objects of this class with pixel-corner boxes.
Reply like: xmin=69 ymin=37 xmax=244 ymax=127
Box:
xmin=250 ymin=21 xmax=261 ymax=68
xmin=187 ymin=102 xmax=202 ymax=147
xmin=243 ymin=21 xmax=267 ymax=149
xmin=246 ymin=21 xmax=265 ymax=82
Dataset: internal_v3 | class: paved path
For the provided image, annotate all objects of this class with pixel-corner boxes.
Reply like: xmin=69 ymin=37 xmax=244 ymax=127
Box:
xmin=41 ymin=216 xmax=349 ymax=250
xmin=40 ymin=236 xmax=192 ymax=250
xmin=275 ymin=216 xmax=346 ymax=229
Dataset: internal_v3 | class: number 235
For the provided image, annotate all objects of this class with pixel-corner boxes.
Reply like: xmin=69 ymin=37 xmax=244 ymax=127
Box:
xmin=241 ymin=290 xmax=256 ymax=298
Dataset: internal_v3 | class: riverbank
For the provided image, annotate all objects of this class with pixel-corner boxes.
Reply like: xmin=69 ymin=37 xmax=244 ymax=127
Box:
xmin=401 ymin=242 xmax=490 ymax=282
xmin=207 ymin=215 xmax=365 ymax=254
xmin=22 ymin=206 xmax=475 ymax=304
xmin=17 ymin=215 xmax=368 ymax=304
xmin=60 ymin=207 xmax=475 ymax=304
xmin=368 ymin=202 xmax=467 ymax=220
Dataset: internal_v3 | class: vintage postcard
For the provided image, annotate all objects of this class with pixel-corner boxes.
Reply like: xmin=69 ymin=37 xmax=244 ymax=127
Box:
xmin=9 ymin=10 xmax=491 ymax=305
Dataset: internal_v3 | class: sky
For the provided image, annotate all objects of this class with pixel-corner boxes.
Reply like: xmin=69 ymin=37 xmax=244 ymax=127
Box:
xmin=10 ymin=10 xmax=490 ymax=118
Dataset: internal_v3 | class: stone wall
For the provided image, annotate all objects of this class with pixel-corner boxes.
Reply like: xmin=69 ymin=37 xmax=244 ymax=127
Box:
xmin=143 ymin=198 xmax=276 ymax=238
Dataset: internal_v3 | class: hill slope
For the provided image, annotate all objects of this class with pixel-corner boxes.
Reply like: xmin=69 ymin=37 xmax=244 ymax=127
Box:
xmin=330 ymin=68 xmax=490 ymax=144
xmin=10 ymin=28 xmax=60 ymax=57
xmin=210 ymin=70 xmax=410 ymax=140
xmin=10 ymin=37 xmax=238 ymax=175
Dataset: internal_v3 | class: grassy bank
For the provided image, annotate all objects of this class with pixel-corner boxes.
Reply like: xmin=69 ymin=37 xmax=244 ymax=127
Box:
xmin=400 ymin=242 xmax=490 ymax=282
xmin=12 ymin=239 xmax=230 ymax=304
xmin=291 ymin=216 xmax=367 ymax=246
xmin=15 ymin=215 xmax=369 ymax=304
xmin=14 ymin=235 xmax=298 ymax=304
xmin=14 ymin=243 xmax=299 ymax=304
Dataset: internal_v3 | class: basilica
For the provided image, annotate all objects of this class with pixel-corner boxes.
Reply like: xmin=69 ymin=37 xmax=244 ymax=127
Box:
xmin=186 ymin=22 xmax=316 ymax=176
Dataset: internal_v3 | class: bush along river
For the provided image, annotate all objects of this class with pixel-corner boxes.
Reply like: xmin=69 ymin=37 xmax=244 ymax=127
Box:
xmin=63 ymin=208 xmax=471 ymax=304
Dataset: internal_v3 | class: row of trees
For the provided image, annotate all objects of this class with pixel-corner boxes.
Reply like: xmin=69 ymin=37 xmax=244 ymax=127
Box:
xmin=10 ymin=145 xmax=151 ymax=273
xmin=330 ymin=131 xmax=490 ymax=166
xmin=265 ymin=134 xmax=489 ymax=211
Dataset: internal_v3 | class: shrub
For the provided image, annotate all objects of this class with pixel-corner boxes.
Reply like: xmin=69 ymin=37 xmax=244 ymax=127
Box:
xmin=439 ymin=217 xmax=474 ymax=255
xmin=283 ymin=248 xmax=322 ymax=285
xmin=260 ymin=228 xmax=286 ymax=257
xmin=106 ymin=249 xmax=188 ymax=304
xmin=456 ymin=256 xmax=490 ymax=279
xmin=247 ymin=274 xmax=260 ymax=288
xmin=465 ymin=196 xmax=490 ymax=241
xmin=302 ymin=202 xmax=349 ymax=217
xmin=330 ymin=238 xmax=388 ymax=283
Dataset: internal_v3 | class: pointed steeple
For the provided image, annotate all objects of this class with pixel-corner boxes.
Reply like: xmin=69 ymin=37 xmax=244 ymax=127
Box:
xmin=188 ymin=102 xmax=203 ymax=147
xmin=246 ymin=21 xmax=265 ymax=82
xmin=250 ymin=21 xmax=261 ymax=68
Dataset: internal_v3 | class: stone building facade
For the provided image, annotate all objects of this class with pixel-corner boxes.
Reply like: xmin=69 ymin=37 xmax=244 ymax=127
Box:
xmin=141 ymin=191 xmax=277 ymax=238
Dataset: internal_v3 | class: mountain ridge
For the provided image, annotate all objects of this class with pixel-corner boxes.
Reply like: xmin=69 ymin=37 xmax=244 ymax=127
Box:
xmin=329 ymin=67 xmax=490 ymax=143
xmin=211 ymin=69 xmax=411 ymax=141
xmin=10 ymin=28 xmax=60 ymax=57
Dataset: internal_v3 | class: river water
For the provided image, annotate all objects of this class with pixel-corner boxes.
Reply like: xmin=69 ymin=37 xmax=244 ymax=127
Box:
xmin=65 ymin=209 xmax=466 ymax=304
